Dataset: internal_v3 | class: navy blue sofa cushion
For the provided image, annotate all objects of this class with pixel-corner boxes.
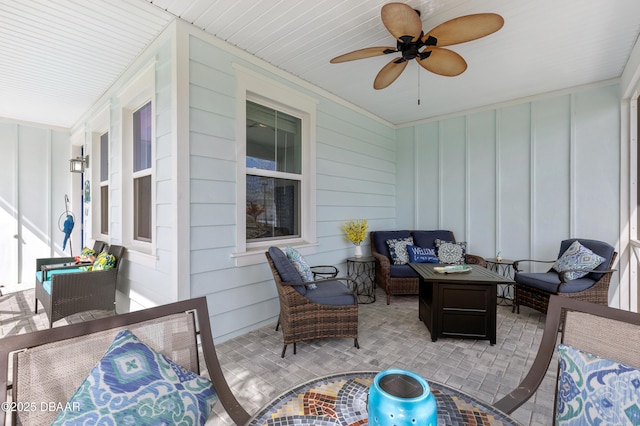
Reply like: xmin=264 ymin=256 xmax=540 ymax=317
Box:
xmin=516 ymin=272 xmax=596 ymax=294
xmin=557 ymin=239 xmax=614 ymax=280
xmin=390 ymin=264 xmax=419 ymax=278
xmin=304 ymin=280 xmax=355 ymax=306
xmin=268 ymin=247 xmax=306 ymax=295
xmin=373 ymin=230 xmax=412 ymax=260
xmin=411 ymin=230 xmax=454 ymax=249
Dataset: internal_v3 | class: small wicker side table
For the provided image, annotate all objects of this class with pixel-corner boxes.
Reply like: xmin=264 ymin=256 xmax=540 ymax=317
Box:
xmin=347 ymin=256 xmax=376 ymax=304
xmin=485 ymin=258 xmax=516 ymax=306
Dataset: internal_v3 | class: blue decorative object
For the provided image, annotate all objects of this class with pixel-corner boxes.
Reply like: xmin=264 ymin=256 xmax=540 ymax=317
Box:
xmin=62 ymin=214 xmax=74 ymax=250
xmin=368 ymin=369 xmax=437 ymax=426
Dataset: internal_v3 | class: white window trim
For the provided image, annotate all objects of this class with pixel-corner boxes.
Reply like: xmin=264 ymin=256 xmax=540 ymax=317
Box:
xmin=118 ymin=63 xmax=156 ymax=258
xmin=88 ymin=104 xmax=110 ymax=242
xmin=233 ymin=64 xmax=318 ymax=266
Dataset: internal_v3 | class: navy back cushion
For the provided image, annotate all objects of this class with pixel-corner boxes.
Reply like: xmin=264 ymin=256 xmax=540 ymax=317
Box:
xmin=411 ymin=230 xmax=455 ymax=249
xmin=373 ymin=230 xmax=411 ymax=259
xmin=268 ymin=247 xmax=306 ymax=295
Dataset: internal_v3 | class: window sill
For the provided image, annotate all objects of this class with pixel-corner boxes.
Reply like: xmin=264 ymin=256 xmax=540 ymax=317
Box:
xmin=232 ymin=242 xmax=318 ymax=267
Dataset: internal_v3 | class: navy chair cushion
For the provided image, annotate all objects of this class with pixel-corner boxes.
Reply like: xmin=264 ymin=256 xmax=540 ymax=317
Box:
xmin=373 ymin=230 xmax=411 ymax=260
xmin=268 ymin=247 xmax=306 ymax=295
xmin=516 ymin=272 xmax=596 ymax=294
xmin=411 ymin=230 xmax=455 ymax=249
xmin=558 ymin=239 xmax=614 ymax=280
xmin=304 ymin=280 xmax=355 ymax=306
xmin=390 ymin=264 xmax=419 ymax=278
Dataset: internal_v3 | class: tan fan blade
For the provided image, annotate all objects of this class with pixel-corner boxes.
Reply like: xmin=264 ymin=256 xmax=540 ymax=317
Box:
xmin=330 ymin=47 xmax=396 ymax=63
xmin=416 ymin=47 xmax=467 ymax=76
xmin=381 ymin=2 xmax=423 ymax=42
xmin=422 ymin=13 xmax=504 ymax=47
xmin=374 ymin=58 xmax=408 ymax=90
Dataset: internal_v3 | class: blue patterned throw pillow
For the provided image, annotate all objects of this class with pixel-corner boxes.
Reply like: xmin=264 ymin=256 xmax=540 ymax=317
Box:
xmin=552 ymin=241 xmax=606 ymax=280
xmin=51 ymin=329 xmax=217 ymax=426
xmin=406 ymin=245 xmax=439 ymax=263
xmin=285 ymin=245 xmax=316 ymax=289
xmin=556 ymin=343 xmax=640 ymax=425
xmin=386 ymin=237 xmax=414 ymax=265
xmin=434 ymin=239 xmax=466 ymax=265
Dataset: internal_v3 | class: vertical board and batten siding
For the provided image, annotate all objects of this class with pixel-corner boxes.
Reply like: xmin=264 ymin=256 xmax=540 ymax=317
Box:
xmin=187 ymin=34 xmax=397 ymax=342
xmin=396 ymin=83 xmax=621 ymax=306
xmin=0 ymin=123 xmax=71 ymax=285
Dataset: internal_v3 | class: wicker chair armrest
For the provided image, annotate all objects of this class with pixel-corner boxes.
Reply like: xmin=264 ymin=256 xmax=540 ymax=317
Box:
xmin=512 ymin=259 xmax=556 ymax=272
xmin=36 ymin=257 xmax=76 ymax=270
xmin=40 ymin=262 xmax=91 ymax=281
xmin=558 ymin=268 xmax=617 ymax=284
xmin=464 ymin=253 xmax=487 ymax=268
xmin=372 ymin=251 xmax=391 ymax=270
xmin=280 ymin=277 xmax=359 ymax=296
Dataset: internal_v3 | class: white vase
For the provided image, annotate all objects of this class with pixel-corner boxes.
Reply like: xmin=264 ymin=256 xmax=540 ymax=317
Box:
xmin=354 ymin=245 xmax=363 ymax=258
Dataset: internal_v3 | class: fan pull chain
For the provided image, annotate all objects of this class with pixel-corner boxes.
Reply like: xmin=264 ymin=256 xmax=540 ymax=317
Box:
xmin=418 ymin=68 xmax=421 ymax=105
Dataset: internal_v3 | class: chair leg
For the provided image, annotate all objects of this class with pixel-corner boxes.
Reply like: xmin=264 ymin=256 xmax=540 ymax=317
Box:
xmin=386 ymin=291 xmax=391 ymax=305
xmin=293 ymin=342 xmax=297 ymax=355
xmin=275 ymin=320 xmax=280 ymax=331
xmin=354 ymin=338 xmax=359 ymax=349
xmin=281 ymin=345 xmax=287 ymax=358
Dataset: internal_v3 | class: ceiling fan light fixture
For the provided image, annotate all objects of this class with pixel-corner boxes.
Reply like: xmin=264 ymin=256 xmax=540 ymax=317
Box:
xmin=329 ymin=3 xmax=504 ymax=90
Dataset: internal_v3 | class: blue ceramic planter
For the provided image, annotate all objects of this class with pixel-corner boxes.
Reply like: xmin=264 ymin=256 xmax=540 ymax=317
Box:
xmin=368 ymin=369 xmax=437 ymax=426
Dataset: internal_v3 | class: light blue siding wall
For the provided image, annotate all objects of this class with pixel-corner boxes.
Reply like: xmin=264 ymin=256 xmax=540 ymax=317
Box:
xmin=72 ymin=35 xmax=175 ymax=311
xmin=397 ymin=83 xmax=622 ymax=305
xmin=187 ymin=33 xmax=397 ymax=342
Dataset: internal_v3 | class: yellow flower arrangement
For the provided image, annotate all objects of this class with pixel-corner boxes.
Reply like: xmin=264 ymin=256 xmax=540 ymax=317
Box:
xmin=342 ymin=219 xmax=368 ymax=245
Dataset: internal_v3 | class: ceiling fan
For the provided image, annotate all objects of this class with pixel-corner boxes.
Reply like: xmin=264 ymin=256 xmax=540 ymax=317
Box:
xmin=330 ymin=2 xmax=504 ymax=89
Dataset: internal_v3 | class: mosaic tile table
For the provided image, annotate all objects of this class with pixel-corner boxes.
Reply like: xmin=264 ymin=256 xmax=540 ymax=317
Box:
xmin=248 ymin=371 xmax=521 ymax=425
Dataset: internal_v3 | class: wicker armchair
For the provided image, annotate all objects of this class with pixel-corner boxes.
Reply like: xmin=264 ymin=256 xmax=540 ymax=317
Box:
xmin=370 ymin=230 xmax=487 ymax=304
xmin=266 ymin=248 xmax=359 ymax=357
xmin=513 ymin=238 xmax=616 ymax=314
xmin=35 ymin=245 xmax=125 ymax=328
xmin=494 ymin=295 xmax=640 ymax=418
xmin=0 ymin=297 xmax=250 ymax=426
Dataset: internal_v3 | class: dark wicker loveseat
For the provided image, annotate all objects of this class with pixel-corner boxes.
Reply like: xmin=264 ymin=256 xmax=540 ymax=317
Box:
xmin=370 ymin=230 xmax=487 ymax=304
xmin=35 ymin=245 xmax=125 ymax=327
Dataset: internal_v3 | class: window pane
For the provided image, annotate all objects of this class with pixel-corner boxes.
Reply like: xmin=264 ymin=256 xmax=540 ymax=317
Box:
xmin=100 ymin=132 xmax=109 ymax=183
xmin=246 ymin=101 xmax=301 ymax=174
xmin=101 ymin=185 xmax=109 ymax=235
xmin=133 ymin=101 xmax=152 ymax=172
xmin=134 ymin=175 xmax=152 ymax=242
xmin=246 ymin=175 xmax=299 ymax=241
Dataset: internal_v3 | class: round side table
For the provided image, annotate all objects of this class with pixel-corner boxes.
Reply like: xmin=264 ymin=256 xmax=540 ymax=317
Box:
xmin=485 ymin=258 xmax=516 ymax=306
xmin=347 ymin=256 xmax=376 ymax=304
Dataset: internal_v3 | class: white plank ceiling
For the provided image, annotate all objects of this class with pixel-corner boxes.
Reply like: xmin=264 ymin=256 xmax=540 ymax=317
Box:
xmin=1 ymin=0 xmax=640 ymax=128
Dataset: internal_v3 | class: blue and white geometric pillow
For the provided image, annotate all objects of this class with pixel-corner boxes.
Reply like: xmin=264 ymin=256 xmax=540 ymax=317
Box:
xmin=285 ymin=245 xmax=316 ymax=289
xmin=552 ymin=241 xmax=606 ymax=280
xmin=556 ymin=343 xmax=640 ymax=425
xmin=386 ymin=237 xmax=415 ymax=265
xmin=434 ymin=239 xmax=467 ymax=265
xmin=51 ymin=329 xmax=217 ymax=426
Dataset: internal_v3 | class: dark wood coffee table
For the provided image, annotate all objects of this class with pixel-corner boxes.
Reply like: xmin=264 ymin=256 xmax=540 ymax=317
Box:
xmin=409 ymin=263 xmax=514 ymax=345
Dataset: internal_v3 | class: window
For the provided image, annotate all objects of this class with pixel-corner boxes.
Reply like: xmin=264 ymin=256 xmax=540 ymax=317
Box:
xmin=132 ymin=101 xmax=152 ymax=243
xmin=100 ymin=132 xmax=109 ymax=235
xmin=246 ymin=101 xmax=302 ymax=242
xmin=233 ymin=64 xmax=317 ymax=265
